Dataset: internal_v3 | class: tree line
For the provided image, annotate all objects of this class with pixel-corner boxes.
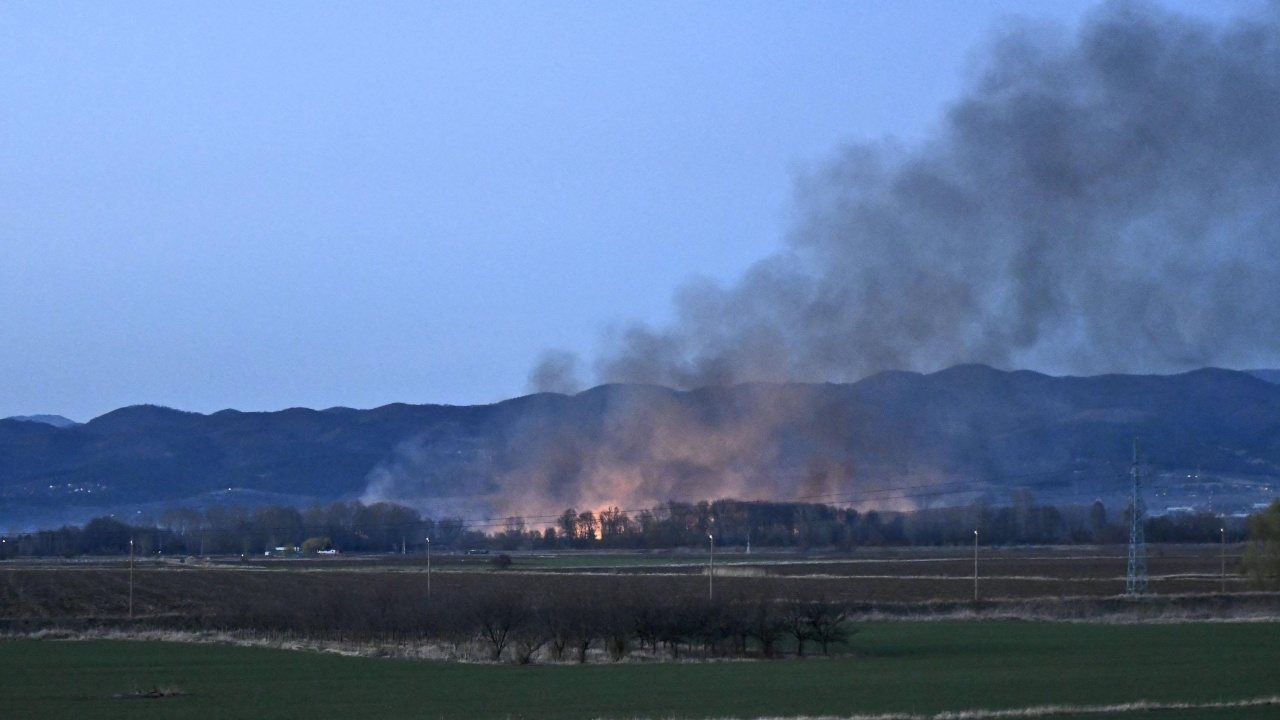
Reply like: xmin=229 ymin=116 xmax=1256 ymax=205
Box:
xmin=0 ymin=495 xmax=1249 ymax=559
xmin=208 ymin=579 xmax=854 ymax=663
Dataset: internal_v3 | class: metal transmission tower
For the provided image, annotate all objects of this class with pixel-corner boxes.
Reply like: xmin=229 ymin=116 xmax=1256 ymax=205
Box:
xmin=1126 ymin=438 xmax=1149 ymax=595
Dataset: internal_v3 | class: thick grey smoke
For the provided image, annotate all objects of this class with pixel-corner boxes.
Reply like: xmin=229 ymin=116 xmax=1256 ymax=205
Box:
xmin=537 ymin=1 xmax=1280 ymax=391
xmin=363 ymin=384 xmax=922 ymax=520
xmin=373 ymin=1 xmax=1280 ymax=519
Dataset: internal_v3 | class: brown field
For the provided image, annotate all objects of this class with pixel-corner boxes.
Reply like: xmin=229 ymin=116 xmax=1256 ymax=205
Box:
xmin=0 ymin=543 xmax=1263 ymax=625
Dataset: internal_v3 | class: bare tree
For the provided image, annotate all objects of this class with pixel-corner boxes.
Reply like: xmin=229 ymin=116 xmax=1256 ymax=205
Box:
xmin=557 ymin=509 xmax=578 ymax=544
xmin=601 ymin=597 xmax=633 ymax=661
xmin=540 ymin=597 xmax=599 ymax=663
xmin=471 ymin=592 xmax=529 ymax=661
xmin=742 ymin=599 xmax=782 ymax=658
xmin=631 ymin=600 xmax=663 ymax=655
xmin=576 ymin=510 xmax=598 ymax=543
xmin=718 ymin=597 xmax=754 ymax=657
xmin=540 ymin=602 xmax=574 ymax=661
xmin=806 ymin=601 xmax=853 ymax=654
xmin=511 ymin=610 xmax=549 ymax=664
xmin=572 ymin=618 xmax=597 ymax=664
xmin=781 ymin=600 xmax=817 ymax=657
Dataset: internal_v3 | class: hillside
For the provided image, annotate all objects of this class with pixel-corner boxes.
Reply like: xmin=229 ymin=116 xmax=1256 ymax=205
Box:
xmin=2 ymin=415 xmax=79 ymax=428
xmin=2 ymin=366 xmax=1279 ymax=529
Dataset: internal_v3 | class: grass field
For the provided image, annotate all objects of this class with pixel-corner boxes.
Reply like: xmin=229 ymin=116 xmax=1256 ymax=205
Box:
xmin=3 ymin=622 xmax=1279 ymax=720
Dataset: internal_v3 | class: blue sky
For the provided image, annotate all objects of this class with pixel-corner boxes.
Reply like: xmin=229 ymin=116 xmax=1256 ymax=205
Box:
xmin=0 ymin=1 xmax=1257 ymax=420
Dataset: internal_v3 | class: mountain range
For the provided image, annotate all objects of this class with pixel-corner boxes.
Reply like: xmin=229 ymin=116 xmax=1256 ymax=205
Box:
xmin=3 ymin=415 xmax=79 ymax=428
xmin=2 ymin=365 xmax=1279 ymax=531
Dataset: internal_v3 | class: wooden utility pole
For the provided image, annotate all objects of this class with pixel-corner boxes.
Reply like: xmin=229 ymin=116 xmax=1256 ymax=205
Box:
xmin=128 ymin=537 xmax=135 ymax=619
xmin=1221 ymin=527 xmax=1227 ymax=593
xmin=708 ymin=533 xmax=714 ymax=601
xmin=973 ymin=529 xmax=979 ymax=601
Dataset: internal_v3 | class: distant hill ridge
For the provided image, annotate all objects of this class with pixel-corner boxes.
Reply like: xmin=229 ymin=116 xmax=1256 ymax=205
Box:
xmin=2 ymin=365 xmax=1279 ymax=529
xmin=1247 ymin=369 xmax=1280 ymax=385
xmin=2 ymin=414 xmax=79 ymax=428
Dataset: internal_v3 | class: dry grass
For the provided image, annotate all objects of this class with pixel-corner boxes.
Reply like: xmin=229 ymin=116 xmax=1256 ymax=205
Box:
xmin=652 ymin=694 xmax=1280 ymax=720
xmin=5 ymin=626 xmax=481 ymax=662
xmin=1 ymin=626 xmax=770 ymax=665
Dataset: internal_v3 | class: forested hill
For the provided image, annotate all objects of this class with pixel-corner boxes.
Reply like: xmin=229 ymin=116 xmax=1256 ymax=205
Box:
xmin=3 ymin=365 xmax=1280 ymax=529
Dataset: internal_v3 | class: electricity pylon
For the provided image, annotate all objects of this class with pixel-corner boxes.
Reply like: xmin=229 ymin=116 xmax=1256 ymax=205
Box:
xmin=1126 ymin=438 xmax=1149 ymax=595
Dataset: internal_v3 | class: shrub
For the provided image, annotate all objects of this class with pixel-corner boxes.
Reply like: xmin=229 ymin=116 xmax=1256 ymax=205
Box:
xmin=1245 ymin=500 xmax=1280 ymax=586
xmin=301 ymin=537 xmax=332 ymax=554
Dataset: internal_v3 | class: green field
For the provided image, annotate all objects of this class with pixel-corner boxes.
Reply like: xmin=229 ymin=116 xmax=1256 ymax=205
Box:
xmin=3 ymin=623 xmax=1279 ymax=720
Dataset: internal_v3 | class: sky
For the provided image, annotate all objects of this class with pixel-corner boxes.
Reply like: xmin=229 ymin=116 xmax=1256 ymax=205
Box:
xmin=0 ymin=0 xmax=1261 ymax=421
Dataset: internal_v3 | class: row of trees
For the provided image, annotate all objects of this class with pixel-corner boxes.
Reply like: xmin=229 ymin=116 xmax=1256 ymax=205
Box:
xmin=1245 ymin=500 xmax=1280 ymax=585
xmin=0 ymin=497 xmax=1250 ymax=559
xmin=506 ymin=496 xmax=1244 ymax=550
xmin=0 ymin=502 xmax=482 ymax=558
xmin=230 ymin=583 xmax=853 ymax=663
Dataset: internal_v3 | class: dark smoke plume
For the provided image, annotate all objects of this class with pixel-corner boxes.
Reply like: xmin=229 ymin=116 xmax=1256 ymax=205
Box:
xmin=535 ymin=1 xmax=1280 ymax=392
xmin=377 ymin=1 xmax=1280 ymax=519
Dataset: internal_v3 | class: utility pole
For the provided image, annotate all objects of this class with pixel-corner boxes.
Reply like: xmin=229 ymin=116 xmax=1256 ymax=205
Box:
xmin=1220 ymin=527 xmax=1227 ymax=593
xmin=708 ymin=533 xmax=714 ymax=601
xmin=426 ymin=537 xmax=431 ymax=600
xmin=973 ymin=529 xmax=979 ymax=601
xmin=1126 ymin=438 xmax=1149 ymax=595
xmin=128 ymin=537 xmax=135 ymax=619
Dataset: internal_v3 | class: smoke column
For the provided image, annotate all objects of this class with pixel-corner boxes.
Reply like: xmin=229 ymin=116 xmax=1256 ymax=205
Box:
xmin=363 ymin=384 xmax=909 ymax=520
xmin=535 ymin=1 xmax=1280 ymax=392
xmin=372 ymin=2 xmax=1280 ymax=520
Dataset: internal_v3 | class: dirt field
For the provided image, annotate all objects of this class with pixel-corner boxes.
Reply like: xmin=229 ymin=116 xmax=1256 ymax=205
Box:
xmin=0 ymin=543 xmax=1260 ymax=623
